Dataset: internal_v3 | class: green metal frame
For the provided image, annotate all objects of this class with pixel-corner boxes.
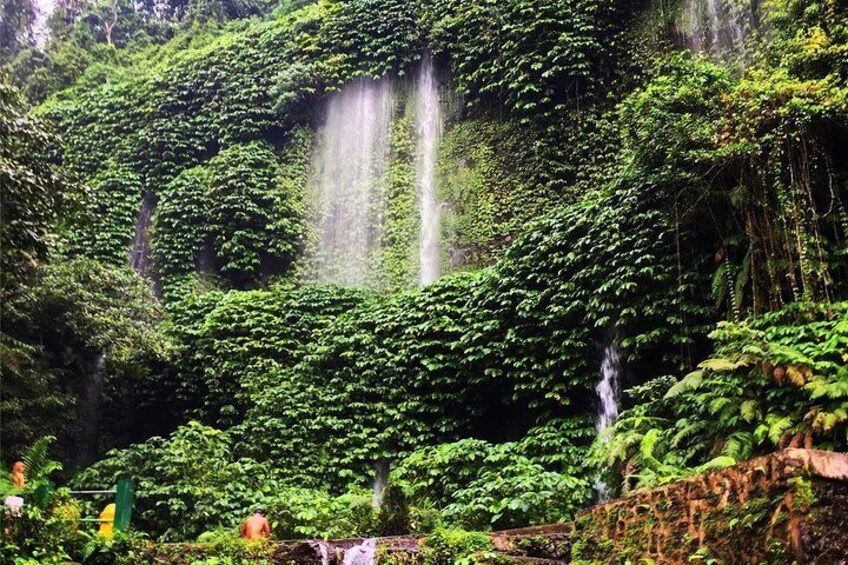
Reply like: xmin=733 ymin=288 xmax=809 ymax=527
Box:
xmin=71 ymin=478 xmax=134 ymax=531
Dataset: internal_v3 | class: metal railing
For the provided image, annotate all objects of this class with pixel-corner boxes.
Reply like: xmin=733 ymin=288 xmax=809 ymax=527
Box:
xmin=70 ymin=478 xmax=134 ymax=530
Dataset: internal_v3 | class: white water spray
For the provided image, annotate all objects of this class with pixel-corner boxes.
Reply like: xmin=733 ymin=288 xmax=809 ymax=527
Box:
xmin=679 ymin=0 xmax=758 ymax=57
xmin=595 ymin=341 xmax=623 ymax=501
xmin=342 ymin=539 xmax=377 ymax=565
xmin=372 ymin=460 xmax=389 ymax=507
xmin=416 ymin=54 xmax=442 ymax=285
xmin=309 ymin=79 xmax=393 ymax=286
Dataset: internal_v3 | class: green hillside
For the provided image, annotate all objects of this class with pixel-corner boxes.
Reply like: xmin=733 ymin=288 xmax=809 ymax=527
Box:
xmin=1 ymin=0 xmax=846 ymax=561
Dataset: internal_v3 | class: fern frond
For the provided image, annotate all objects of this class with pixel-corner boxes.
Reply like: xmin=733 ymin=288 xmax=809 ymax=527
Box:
xmin=23 ymin=435 xmax=62 ymax=484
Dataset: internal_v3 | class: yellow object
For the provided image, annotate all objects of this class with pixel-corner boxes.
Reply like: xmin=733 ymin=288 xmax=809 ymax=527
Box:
xmin=98 ymin=503 xmax=116 ymax=539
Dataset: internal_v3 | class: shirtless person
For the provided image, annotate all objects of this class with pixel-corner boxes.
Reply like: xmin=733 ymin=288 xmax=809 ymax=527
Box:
xmin=240 ymin=508 xmax=271 ymax=540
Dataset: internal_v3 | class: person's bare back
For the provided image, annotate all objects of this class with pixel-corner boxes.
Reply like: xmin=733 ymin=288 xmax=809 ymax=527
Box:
xmin=240 ymin=510 xmax=271 ymax=539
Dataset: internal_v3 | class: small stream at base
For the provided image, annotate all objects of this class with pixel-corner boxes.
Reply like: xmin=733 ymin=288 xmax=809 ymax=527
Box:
xmin=342 ymin=539 xmax=377 ymax=565
xmin=311 ymin=541 xmax=331 ymax=565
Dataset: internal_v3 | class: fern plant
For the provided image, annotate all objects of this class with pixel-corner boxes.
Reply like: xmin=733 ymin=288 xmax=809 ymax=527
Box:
xmin=22 ymin=436 xmax=63 ymax=493
xmin=594 ymin=301 xmax=848 ymax=492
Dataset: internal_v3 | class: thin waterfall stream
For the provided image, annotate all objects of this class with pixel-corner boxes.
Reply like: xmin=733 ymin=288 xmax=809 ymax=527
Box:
xmin=678 ymin=0 xmax=760 ymax=58
xmin=78 ymin=350 xmax=108 ymax=468
xmin=594 ymin=340 xmax=623 ymax=501
xmin=307 ymin=56 xmax=445 ymax=289
xmin=309 ymin=78 xmax=393 ymax=286
xmin=372 ymin=460 xmax=389 ymax=507
xmin=416 ymin=54 xmax=442 ymax=285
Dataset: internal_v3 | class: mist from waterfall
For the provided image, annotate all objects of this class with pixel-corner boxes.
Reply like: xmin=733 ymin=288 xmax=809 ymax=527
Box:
xmin=416 ymin=54 xmax=442 ymax=285
xmin=309 ymin=79 xmax=393 ymax=286
xmin=372 ymin=460 xmax=389 ymax=506
xmin=678 ymin=0 xmax=759 ymax=57
xmin=595 ymin=340 xmax=623 ymax=501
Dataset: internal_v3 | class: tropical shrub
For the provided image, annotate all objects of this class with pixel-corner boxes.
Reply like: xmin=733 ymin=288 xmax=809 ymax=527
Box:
xmin=393 ymin=420 xmax=594 ymax=529
xmin=596 ymin=301 xmax=848 ymax=491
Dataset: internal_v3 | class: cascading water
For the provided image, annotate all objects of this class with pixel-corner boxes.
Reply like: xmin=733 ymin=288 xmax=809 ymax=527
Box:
xmin=130 ymin=192 xmax=155 ymax=277
xmin=594 ymin=340 xmax=623 ymax=501
xmin=342 ymin=538 xmax=377 ymax=565
xmin=372 ymin=460 xmax=389 ymax=507
xmin=78 ymin=350 xmax=108 ymax=468
xmin=678 ymin=0 xmax=759 ymax=57
xmin=309 ymin=79 xmax=393 ymax=286
xmin=416 ymin=54 xmax=442 ymax=285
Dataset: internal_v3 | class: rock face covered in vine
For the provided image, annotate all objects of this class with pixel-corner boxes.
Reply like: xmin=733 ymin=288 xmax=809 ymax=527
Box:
xmin=1 ymin=0 xmax=847 ymax=556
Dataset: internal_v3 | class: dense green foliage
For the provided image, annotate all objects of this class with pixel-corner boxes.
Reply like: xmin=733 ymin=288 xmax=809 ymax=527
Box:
xmin=391 ymin=419 xmax=594 ymax=529
xmin=1 ymin=258 xmax=162 ymax=465
xmin=0 ymin=82 xmax=62 ymax=295
xmin=27 ymin=0 xmax=630 ymax=290
xmin=419 ymin=528 xmax=493 ymax=565
xmin=596 ymin=301 xmax=848 ymax=489
xmin=169 ymin=284 xmax=367 ymax=425
xmin=436 ymin=119 xmax=541 ymax=266
xmin=2 ymin=0 xmax=847 ymax=560
xmin=75 ymin=422 xmax=377 ymax=540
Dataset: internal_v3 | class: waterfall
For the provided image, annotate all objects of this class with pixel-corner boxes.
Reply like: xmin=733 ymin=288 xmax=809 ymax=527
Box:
xmin=342 ymin=539 xmax=377 ymax=565
xmin=416 ymin=54 xmax=442 ymax=285
xmin=372 ymin=460 xmax=389 ymax=506
xmin=130 ymin=192 xmax=155 ymax=277
xmin=594 ymin=341 xmax=623 ymax=501
xmin=309 ymin=79 xmax=393 ymax=286
xmin=78 ymin=350 xmax=108 ymax=468
xmin=678 ymin=0 xmax=759 ymax=57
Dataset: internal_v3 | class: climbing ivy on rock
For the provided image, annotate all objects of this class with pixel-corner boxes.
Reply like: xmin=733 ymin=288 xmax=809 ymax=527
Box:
xmin=0 ymin=81 xmax=63 ymax=294
xmin=436 ymin=119 xmax=541 ymax=267
xmin=235 ymin=272 xmax=491 ymax=488
xmin=378 ymin=115 xmax=419 ymax=291
xmin=152 ymin=140 xmax=306 ymax=288
xmin=392 ymin=418 xmax=595 ymax=529
xmin=169 ymin=284 xmax=368 ymax=426
xmin=427 ymin=0 xmax=627 ymax=121
xmin=7 ymin=0 xmax=848 ymax=552
xmin=35 ymin=0 xmax=638 ymax=292
xmin=153 ymin=166 xmax=212 ymax=279
xmin=206 ymin=141 xmax=303 ymax=285
xmin=230 ymin=172 xmax=707 ymax=488
xmin=67 ymin=161 xmax=144 ymax=265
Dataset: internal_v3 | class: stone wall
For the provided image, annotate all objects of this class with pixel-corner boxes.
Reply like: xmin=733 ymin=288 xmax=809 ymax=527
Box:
xmin=492 ymin=449 xmax=848 ymax=564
